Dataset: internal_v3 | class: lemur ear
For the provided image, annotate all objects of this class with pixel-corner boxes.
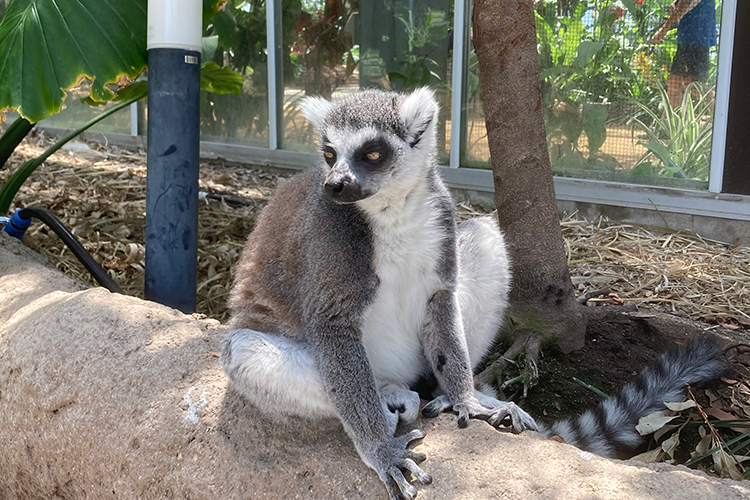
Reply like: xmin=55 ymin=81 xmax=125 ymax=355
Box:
xmin=398 ymin=87 xmax=439 ymax=148
xmin=300 ymin=96 xmax=334 ymax=130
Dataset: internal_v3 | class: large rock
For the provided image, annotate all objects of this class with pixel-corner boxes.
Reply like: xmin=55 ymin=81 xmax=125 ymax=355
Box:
xmin=1 ymin=233 xmax=748 ymax=499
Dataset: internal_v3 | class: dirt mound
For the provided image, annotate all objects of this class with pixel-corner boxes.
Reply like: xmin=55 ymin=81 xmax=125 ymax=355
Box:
xmin=1 ymin=234 xmax=748 ymax=499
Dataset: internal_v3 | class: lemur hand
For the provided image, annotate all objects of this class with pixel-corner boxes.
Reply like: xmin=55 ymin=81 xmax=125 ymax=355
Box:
xmin=422 ymin=395 xmax=538 ymax=434
xmin=363 ymin=429 xmax=432 ymax=500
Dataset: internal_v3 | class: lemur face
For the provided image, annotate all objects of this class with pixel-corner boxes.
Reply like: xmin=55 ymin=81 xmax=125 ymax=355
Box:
xmin=318 ymin=127 xmax=398 ymax=203
xmin=300 ymin=88 xmax=439 ymax=204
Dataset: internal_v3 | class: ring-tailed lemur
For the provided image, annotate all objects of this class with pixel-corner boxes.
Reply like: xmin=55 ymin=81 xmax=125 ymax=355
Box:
xmin=221 ymin=88 xmax=727 ymax=499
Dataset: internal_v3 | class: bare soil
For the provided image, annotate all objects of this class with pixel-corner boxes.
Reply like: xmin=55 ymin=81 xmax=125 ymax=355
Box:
xmin=518 ymin=306 xmax=738 ymax=425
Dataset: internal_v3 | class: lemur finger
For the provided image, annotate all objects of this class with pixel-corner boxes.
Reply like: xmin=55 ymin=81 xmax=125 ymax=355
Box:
xmin=384 ymin=407 xmax=399 ymax=437
xmin=399 ymin=399 xmax=421 ymax=424
xmin=486 ymin=403 xmax=532 ymax=434
xmin=515 ymin=406 xmax=540 ymax=432
xmin=422 ymin=395 xmax=450 ymax=418
xmin=404 ymin=449 xmax=427 ymax=464
xmin=398 ymin=458 xmax=433 ymax=485
xmin=507 ymin=406 xmax=534 ymax=434
xmin=397 ymin=428 xmax=426 ymax=448
xmin=383 ymin=477 xmax=404 ymax=500
xmin=389 ymin=467 xmax=418 ymax=500
xmin=456 ymin=406 xmax=471 ymax=428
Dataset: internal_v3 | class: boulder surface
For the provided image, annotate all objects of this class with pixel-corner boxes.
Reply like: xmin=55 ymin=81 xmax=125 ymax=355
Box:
xmin=1 ymin=234 xmax=748 ymax=499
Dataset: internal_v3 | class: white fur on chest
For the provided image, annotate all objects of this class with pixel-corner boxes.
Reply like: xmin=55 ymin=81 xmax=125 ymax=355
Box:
xmin=358 ymin=188 xmax=448 ymax=386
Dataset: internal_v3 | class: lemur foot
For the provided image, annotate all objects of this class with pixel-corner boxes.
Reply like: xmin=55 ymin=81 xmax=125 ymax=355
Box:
xmin=365 ymin=429 xmax=432 ymax=500
xmin=382 ymin=387 xmax=421 ymax=424
xmin=422 ymin=395 xmax=538 ymax=434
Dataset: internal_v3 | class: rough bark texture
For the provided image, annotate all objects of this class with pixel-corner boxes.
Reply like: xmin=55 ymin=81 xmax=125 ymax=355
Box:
xmin=2 ymin=235 xmax=750 ymax=499
xmin=473 ymin=0 xmax=586 ymax=352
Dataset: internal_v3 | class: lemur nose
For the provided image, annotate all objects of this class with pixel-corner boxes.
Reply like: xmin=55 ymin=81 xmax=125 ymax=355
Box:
xmin=325 ymin=179 xmax=346 ymax=196
xmin=324 ymin=174 xmax=367 ymax=203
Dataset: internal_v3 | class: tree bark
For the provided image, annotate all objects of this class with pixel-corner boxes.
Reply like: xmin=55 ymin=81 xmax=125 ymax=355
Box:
xmin=473 ymin=0 xmax=586 ymax=352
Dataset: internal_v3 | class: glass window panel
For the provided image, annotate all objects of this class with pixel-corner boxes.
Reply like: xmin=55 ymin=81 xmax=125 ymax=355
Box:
xmin=200 ymin=0 xmax=269 ymax=147
xmin=281 ymin=0 xmax=453 ymax=164
xmin=40 ymin=81 xmax=132 ymax=135
xmin=463 ymin=0 xmax=723 ymax=191
xmin=461 ymin=49 xmax=489 ymax=168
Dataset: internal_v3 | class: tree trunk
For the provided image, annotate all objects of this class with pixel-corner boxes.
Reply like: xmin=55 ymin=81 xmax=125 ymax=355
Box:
xmin=473 ymin=0 xmax=586 ymax=353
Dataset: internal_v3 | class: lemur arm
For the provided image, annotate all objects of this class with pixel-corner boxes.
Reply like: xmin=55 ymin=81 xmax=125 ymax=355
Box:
xmin=421 ymin=287 xmax=536 ymax=433
xmin=419 ymin=215 xmax=536 ymax=433
xmin=421 ymin=288 xmax=476 ymax=406
xmin=309 ymin=326 xmax=431 ymax=500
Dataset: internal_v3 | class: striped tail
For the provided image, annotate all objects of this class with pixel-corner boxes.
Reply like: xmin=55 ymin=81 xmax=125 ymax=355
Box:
xmin=539 ymin=336 xmax=728 ymax=458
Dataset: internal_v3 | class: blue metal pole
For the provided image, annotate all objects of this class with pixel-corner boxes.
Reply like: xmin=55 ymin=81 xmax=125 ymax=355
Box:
xmin=145 ymin=1 xmax=202 ymax=313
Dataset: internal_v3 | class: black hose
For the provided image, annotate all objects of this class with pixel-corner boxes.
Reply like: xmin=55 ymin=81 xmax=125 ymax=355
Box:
xmin=17 ymin=207 xmax=124 ymax=294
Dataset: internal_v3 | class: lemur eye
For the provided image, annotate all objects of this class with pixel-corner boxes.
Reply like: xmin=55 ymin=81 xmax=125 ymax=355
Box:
xmin=366 ymin=152 xmax=381 ymax=161
xmin=324 ymin=151 xmax=334 ymax=159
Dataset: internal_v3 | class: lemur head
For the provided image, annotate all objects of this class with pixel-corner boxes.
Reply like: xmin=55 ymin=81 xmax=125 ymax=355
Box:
xmin=300 ymin=88 xmax=439 ymax=204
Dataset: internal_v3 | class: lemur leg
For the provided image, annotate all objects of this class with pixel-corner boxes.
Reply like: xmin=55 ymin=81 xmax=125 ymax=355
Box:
xmin=222 ymin=329 xmax=401 ymax=433
xmin=221 ymin=329 xmax=337 ymax=418
xmin=422 ymin=217 xmax=539 ymax=432
xmin=455 ymin=216 xmax=511 ymax=369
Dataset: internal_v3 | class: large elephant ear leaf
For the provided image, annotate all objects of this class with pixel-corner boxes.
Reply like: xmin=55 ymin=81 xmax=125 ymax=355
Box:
xmin=0 ymin=0 xmax=148 ymax=123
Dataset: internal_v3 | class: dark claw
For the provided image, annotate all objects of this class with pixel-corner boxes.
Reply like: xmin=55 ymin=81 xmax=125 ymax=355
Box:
xmin=457 ymin=414 xmax=468 ymax=428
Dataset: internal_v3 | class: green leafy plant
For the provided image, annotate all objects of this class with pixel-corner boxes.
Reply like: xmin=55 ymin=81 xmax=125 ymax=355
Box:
xmin=387 ymin=7 xmax=449 ymax=90
xmin=547 ymin=100 xmax=622 ymax=172
xmin=292 ymin=0 xmax=358 ymax=97
xmin=0 ymin=0 xmax=148 ymax=123
xmin=536 ymin=0 xmax=675 ymax=108
xmin=0 ymin=0 xmax=242 ymax=213
xmin=533 ymin=0 xmax=689 ymax=176
xmin=629 ymin=82 xmax=715 ymax=180
xmin=0 ymin=88 xmax=145 ymax=214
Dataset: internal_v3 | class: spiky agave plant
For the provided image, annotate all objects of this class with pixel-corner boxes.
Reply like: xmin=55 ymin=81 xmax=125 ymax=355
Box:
xmin=629 ymin=81 xmax=715 ymax=181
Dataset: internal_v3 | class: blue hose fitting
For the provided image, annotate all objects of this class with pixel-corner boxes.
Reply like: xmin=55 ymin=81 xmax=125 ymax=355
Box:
xmin=2 ymin=209 xmax=31 ymax=240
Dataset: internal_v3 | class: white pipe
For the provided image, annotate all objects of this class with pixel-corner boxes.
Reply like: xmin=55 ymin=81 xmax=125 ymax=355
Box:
xmin=449 ymin=0 xmax=468 ymax=169
xmin=130 ymin=102 xmax=138 ymax=136
xmin=147 ymin=0 xmax=202 ymax=51
xmin=266 ymin=0 xmax=279 ymax=150
xmin=709 ymin=0 xmax=737 ymax=193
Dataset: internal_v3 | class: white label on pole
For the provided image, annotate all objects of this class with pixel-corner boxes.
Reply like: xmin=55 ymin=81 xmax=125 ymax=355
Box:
xmin=148 ymin=0 xmax=203 ymax=51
